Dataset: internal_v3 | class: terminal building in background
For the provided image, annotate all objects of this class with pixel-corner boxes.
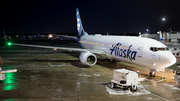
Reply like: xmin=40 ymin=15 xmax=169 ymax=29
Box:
xmin=140 ymin=30 xmax=180 ymax=43
xmin=140 ymin=29 xmax=180 ymax=57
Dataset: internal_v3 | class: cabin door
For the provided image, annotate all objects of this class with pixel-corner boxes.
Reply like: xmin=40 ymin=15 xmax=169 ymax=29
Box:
xmin=137 ymin=43 xmax=144 ymax=57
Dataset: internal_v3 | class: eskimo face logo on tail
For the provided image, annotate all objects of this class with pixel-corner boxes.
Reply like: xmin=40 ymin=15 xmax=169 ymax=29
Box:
xmin=77 ymin=18 xmax=82 ymax=35
xmin=109 ymin=43 xmax=137 ymax=61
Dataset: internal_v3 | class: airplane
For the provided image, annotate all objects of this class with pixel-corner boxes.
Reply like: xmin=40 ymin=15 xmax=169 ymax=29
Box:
xmin=5 ymin=8 xmax=176 ymax=77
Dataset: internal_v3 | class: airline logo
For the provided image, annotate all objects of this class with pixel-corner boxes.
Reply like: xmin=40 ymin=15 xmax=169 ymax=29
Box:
xmin=77 ymin=18 xmax=81 ymax=32
xmin=76 ymin=11 xmax=83 ymax=36
xmin=109 ymin=43 xmax=137 ymax=61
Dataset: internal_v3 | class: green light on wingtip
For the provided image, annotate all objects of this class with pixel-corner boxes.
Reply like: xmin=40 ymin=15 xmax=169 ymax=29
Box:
xmin=8 ymin=42 xmax=11 ymax=45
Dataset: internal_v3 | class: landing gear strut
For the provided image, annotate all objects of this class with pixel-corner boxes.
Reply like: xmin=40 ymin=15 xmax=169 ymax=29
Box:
xmin=149 ymin=71 xmax=156 ymax=77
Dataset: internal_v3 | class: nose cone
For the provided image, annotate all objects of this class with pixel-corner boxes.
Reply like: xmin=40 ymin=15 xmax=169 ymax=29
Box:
xmin=171 ymin=55 xmax=177 ymax=65
xmin=164 ymin=52 xmax=177 ymax=68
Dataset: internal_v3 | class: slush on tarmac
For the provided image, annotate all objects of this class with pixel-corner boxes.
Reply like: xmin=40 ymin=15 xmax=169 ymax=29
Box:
xmin=0 ymin=40 xmax=180 ymax=101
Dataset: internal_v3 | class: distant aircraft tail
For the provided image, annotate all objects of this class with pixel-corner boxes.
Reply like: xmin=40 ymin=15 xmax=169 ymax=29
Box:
xmin=76 ymin=8 xmax=88 ymax=39
xmin=3 ymin=29 xmax=8 ymax=48
xmin=159 ymin=31 xmax=163 ymax=41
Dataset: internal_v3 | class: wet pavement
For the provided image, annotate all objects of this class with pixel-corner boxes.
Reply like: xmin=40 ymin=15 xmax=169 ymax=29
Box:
xmin=0 ymin=41 xmax=180 ymax=101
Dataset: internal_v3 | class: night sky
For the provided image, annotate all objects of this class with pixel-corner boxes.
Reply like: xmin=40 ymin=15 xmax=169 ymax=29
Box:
xmin=1 ymin=0 xmax=180 ymax=34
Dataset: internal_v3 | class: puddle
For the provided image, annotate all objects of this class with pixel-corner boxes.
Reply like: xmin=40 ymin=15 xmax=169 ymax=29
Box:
xmin=77 ymin=74 xmax=91 ymax=77
xmin=77 ymin=74 xmax=101 ymax=77
xmin=164 ymin=84 xmax=180 ymax=91
xmin=50 ymin=64 xmax=66 ymax=67
xmin=94 ymin=74 xmax=100 ymax=76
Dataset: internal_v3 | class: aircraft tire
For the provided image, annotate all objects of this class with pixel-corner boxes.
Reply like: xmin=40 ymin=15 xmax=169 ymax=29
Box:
xmin=130 ymin=85 xmax=137 ymax=92
xmin=153 ymin=73 xmax=156 ymax=77
xmin=149 ymin=72 xmax=153 ymax=77
xmin=111 ymin=82 xmax=114 ymax=88
xmin=130 ymin=86 xmax=133 ymax=92
xmin=134 ymin=86 xmax=137 ymax=91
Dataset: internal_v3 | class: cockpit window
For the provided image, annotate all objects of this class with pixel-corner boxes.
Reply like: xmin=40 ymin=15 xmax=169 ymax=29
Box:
xmin=150 ymin=47 xmax=158 ymax=52
xmin=150 ymin=47 xmax=168 ymax=52
xmin=158 ymin=48 xmax=165 ymax=51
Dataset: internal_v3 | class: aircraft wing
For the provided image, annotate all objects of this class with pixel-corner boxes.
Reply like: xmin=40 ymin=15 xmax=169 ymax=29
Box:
xmin=50 ymin=34 xmax=77 ymax=39
xmin=0 ymin=69 xmax=17 ymax=74
xmin=10 ymin=43 xmax=106 ymax=55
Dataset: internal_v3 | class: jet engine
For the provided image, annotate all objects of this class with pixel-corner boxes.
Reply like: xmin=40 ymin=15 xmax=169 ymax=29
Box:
xmin=79 ymin=51 xmax=97 ymax=66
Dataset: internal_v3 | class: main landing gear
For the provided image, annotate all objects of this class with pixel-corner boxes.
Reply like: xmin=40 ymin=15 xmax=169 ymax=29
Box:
xmin=149 ymin=71 xmax=156 ymax=77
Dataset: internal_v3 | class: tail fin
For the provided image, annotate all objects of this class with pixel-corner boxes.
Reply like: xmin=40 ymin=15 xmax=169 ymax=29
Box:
xmin=159 ymin=31 xmax=163 ymax=41
xmin=3 ymin=29 xmax=7 ymax=44
xmin=76 ymin=8 xmax=88 ymax=38
xmin=3 ymin=29 xmax=8 ymax=48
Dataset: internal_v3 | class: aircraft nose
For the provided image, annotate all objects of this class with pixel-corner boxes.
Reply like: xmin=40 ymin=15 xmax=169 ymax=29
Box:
xmin=165 ymin=53 xmax=176 ymax=67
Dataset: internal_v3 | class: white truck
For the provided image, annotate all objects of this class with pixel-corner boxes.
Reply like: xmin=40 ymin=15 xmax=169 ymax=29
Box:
xmin=111 ymin=69 xmax=139 ymax=91
xmin=173 ymin=66 xmax=180 ymax=84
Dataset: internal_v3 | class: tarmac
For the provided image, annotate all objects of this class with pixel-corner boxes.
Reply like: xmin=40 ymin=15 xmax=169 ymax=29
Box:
xmin=0 ymin=39 xmax=180 ymax=101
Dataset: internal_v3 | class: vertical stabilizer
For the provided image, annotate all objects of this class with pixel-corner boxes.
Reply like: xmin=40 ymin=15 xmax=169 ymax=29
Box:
xmin=76 ymin=8 xmax=88 ymax=38
xmin=3 ymin=29 xmax=7 ymax=48
xmin=159 ymin=31 xmax=163 ymax=41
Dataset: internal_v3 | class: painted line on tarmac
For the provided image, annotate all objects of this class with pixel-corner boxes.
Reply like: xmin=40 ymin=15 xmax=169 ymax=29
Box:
xmin=150 ymin=91 xmax=170 ymax=101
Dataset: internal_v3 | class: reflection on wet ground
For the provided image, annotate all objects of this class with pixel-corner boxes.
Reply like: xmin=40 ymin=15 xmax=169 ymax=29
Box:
xmin=0 ymin=41 xmax=180 ymax=100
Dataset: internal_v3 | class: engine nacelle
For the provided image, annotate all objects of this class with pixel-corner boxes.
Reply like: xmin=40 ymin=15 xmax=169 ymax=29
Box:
xmin=79 ymin=51 xmax=97 ymax=66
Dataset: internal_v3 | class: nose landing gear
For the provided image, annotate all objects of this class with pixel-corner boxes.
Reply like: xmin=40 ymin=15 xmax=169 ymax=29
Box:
xmin=149 ymin=68 xmax=165 ymax=77
xmin=149 ymin=71 xmax=156 ymax=77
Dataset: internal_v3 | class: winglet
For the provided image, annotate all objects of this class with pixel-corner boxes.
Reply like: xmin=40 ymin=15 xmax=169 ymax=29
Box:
xmin=3 ymin=29 xmax=11 ymax=48
xmin=3 ymin=29 xmax=7 ymax=44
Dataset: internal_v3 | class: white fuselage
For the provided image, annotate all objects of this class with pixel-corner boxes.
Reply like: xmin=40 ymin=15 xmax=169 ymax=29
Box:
xmin=79 ymin=34 xmax=176 ymax=71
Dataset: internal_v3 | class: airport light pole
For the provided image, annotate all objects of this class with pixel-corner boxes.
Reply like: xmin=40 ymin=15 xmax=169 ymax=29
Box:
xmin=146 ymin=29 xmax=149 ymax=33
xmin=162 ymin=18 xmax=165 ymax=27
